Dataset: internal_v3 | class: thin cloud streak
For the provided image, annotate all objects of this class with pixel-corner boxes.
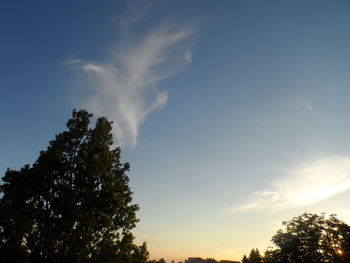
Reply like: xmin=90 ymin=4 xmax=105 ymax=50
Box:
xmin=120 ymin=0 xmax=153 ymax=28
xmin=232 ymin=157 xmax=350 ymax=213
xmin=68 ymin=25 xmax=193 ymax=147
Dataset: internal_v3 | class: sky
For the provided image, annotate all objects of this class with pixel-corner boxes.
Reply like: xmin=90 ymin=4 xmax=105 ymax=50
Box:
xmin=1 ymin=0 xmax=350 ymax=261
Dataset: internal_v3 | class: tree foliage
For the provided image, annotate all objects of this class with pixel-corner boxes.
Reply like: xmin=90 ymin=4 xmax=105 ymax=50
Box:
xmin=264 ymin=213 xmax=350 ymax=263
xmin=241 ymin=255 xmax=249 ymax=263
xmin=241 ymin=248 xmax=261 ymax=263
xmin=0 ymin=110 xmax=147 ymax=263
xmin=249 ymin=248 xmax=261 ymax=263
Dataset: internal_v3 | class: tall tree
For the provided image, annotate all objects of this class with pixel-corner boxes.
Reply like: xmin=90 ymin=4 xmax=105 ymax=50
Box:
xmin=0 ymin=110 xmax=142 ymax=263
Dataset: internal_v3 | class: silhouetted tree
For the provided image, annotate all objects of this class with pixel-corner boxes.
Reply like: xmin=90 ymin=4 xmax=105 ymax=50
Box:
xmin=131 ymin=242 xmax=150 ymax=263
xmin=242 ymin=254 xmax=250 ymax=263
xmin=262 ymin=248 xmax=281 ymax=263
xmin=266 ymin=213 xmax=350 ymax=263
xmin=249 ymin=248 xmax=261 ymax=263
xmin=0 ymin=110 xmax=144 ymax=263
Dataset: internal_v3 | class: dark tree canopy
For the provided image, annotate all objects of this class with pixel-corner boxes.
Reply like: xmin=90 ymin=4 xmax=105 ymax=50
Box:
xmin=241 ymin=248 xmax=261 ymax=263
xmin=241 ymin=255 xmax=249 ymax=263
xmin=0 ymin=110 xmax=147 ymax=263
xmin=263 ymin=213 xmax=350 ymax=263
xmin=248 ymin=248 xmax=261 ymax=263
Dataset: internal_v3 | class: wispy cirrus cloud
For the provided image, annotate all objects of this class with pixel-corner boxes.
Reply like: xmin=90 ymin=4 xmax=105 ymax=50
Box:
xmin=120 ymin=0 xmax=153 ymax=28
xmin=232 ymin=157 xmax=350 ymax=213
xmin=66 ymin=10 xmax=194 ymax=147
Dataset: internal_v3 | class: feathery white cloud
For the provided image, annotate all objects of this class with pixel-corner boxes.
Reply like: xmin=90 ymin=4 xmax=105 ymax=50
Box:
xmin=69 ymin=25 xmax=193 ymax=147
xmin=232 ymin=157 xmax=350 ymax=213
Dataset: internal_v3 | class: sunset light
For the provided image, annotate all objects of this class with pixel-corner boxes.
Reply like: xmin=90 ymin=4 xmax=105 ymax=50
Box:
xmin=1 ymin=1 xmax=350 ymax=262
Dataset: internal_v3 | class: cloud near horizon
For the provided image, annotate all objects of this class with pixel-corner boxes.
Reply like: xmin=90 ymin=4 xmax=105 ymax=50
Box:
xmin=67 ymin=19 xmax=193 ymax=147
xmin=232 ymin=156 xmax=350 ymax=213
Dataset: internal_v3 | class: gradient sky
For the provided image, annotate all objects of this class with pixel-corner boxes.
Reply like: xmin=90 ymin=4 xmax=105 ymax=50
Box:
xmin=2 ymin=0 xmax=350 ymax=261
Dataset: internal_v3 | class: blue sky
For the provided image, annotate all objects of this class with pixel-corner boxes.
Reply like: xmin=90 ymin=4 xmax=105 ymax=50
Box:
xmin=2 ymin=0 xmax=350 ymax=261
